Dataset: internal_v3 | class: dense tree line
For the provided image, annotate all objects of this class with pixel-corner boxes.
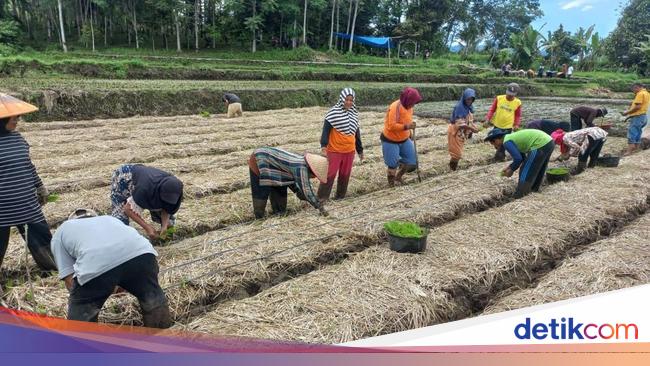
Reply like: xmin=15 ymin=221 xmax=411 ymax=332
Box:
xmin=0 ymin=0 xmax=544 ymax=54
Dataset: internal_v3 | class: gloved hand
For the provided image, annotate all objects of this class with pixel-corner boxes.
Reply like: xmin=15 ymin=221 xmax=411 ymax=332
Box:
xmin=36 ymin=185 xmax=49 ymax=206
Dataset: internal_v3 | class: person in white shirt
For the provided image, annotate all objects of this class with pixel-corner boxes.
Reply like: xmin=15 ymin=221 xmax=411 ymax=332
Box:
xmin=51 ymin=208 xmax=171 ymax=328
xmin=567 ymin=65 xmax=574 ymax=79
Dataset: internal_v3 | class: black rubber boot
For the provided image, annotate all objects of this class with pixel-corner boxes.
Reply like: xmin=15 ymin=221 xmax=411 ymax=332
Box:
xmin=334 ymin=181 xmax=349 ymax=200
xmin=141 ymin=304 xmax=173 ymax=329
xmin=572 ymin=161 xmax=587 ymax=175
xmin=252 ymin=199 xmax=268 ymax=219
xmin=387 ymin=168 xmax=397 ymax=187
xmin=269 ymin=191 xmax=288 ymax=215
xmin=449 ymin=159 xmax=459 ymax=171
xmin=317 ymin=181 xmax=334 ymax=201
xmin=395 ymin=164 xmax=416 ymax=184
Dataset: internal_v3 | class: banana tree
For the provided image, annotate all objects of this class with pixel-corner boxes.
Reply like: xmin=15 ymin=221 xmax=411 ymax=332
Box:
xmin=509 ymin=25 xmax=542 ymax=69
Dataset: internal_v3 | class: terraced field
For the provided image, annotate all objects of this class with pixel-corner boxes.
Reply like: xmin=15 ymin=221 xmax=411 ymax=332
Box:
xmin=0 ymin=101 xmax=643 ymax=345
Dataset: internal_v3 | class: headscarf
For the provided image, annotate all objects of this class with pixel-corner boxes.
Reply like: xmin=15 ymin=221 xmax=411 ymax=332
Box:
xmin=132 ymin=166 xmax=184 ymax=215
xmin=399 ymin=87 xmax=422 ymax=109
xmin=324 ymin=88 xmax=360 ymax=136
xmin=450 ymin=88 xmax=476 ymax=122
xmin=551 ymin=129 xmax=567 ymax=154
xmin=0 ymin=118 xmax=11 ymax=136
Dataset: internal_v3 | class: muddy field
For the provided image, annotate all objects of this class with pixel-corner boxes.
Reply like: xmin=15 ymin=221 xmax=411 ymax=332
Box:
xmin=0 ymin=101 xmax=645 ymax=344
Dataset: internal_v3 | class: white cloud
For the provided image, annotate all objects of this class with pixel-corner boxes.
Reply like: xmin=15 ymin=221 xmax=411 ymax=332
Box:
xmin=582 ymin=5 xmax=594 ymax=11
xmin=560 ymin=0 xmax=591 ymax=10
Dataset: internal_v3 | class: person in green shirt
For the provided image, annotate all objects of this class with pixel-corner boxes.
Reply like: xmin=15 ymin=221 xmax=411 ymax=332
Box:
xmin=485 ymin=129 xmax=555 ymax=198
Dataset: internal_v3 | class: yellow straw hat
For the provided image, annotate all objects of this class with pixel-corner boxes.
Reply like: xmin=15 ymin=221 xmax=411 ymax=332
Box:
xmin=304 ymin=153 xmax=329 ymax=184
xmin=0 ymin=94 xmax=38 ymax=119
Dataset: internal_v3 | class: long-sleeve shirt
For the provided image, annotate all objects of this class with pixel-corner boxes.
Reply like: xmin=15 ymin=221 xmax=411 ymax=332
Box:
xmin=485 ymin=95 xmax=522 ymax=129
xmin=381 ymin=100 xmax=413 ymax=143
xmin=503 ymin=129 xmax=553 ymax=171
xmin=320 ymin=120 xmax=363 ymax=154
xmin=570 ymin=106 xmax=601 ymax=127
xmin=249 ymin=148 xmax=320 ymax=209
xmin=0 ymin=132 xmax=45 ymax=226
xmin=562 ymin=127 xmax=608 ymax=157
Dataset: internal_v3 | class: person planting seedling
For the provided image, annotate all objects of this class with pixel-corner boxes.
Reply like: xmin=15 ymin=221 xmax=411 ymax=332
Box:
xmin=448 ymin=88 xmax=479 ymax=171
xmin=222 ymin=92 xmax=243 ymax=118
xmin=551 ymin=127 xmax=608 ymax=175
xmin=485 ymin=128 xmax=555 ymax=198
xmin=483 ymin=83 xmax=522 ymax=162
xmin=569 ymin=106 xmax=608 ymax=131
xmin=51 ymin=208 xmax=171 ymax=329
xmin=109 ymin=164 xmax=184 ymax=241
xmin=380 ymin=87 xmax=423 ymax=186
xmin=249 ymin=147 xmax=329 ymax=218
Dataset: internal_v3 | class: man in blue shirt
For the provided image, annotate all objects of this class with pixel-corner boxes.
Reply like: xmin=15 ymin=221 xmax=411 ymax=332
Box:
xmin=51 ymin=208 xmax=171 ymax=328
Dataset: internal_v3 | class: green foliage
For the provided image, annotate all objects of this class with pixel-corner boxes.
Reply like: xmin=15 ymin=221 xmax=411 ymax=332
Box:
xmin=47 ymin=193 xmax=60 ymax=203
xmin=509 ymin=25 xmax=543 ymax=69
xmin=604 ymin=0 xmax=650 ymax=74
xmin=547 ymin=168 xmax=570 ymax=175
xmin=384 ymin=220 xmax=426 ymax=239
xmin=199 ymin=111 xmax=211 ymax=118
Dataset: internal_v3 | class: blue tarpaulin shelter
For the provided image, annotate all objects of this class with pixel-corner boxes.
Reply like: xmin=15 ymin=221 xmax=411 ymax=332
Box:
xmin=335 ymin=33 xmax=395 ymax=49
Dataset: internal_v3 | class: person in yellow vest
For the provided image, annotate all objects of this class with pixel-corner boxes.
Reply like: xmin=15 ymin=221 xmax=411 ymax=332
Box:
xmin=621 ymin=83 xmax=650 ymax=155
xmin=484 ymin=83 xmax=522 ymax=161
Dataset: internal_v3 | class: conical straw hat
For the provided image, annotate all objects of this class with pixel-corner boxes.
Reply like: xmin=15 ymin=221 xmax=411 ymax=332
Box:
xmin=0 ymin=94 xmax=38 ymax=119
xmin=304 ymin=153 xmax=329 ymax=184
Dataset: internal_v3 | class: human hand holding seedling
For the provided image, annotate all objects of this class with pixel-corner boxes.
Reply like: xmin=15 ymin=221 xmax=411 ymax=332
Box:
xmin=321 ymin=147 xmax=328 ymax=156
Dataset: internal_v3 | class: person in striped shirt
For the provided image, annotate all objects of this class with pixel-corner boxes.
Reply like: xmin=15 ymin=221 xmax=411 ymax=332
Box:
xmin=249 ymin=147 xmax=329 ymax=218
xmin=318 ymin=88 xmax=364 ymax=201
xmin=0 ymin=95 xmax=56 ymax=272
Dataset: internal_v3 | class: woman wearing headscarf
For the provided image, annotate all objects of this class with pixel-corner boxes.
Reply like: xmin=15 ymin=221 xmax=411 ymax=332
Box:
xmin=318 ymin=88 xmax=364 ymax=201
xmin=110 ymin=165 xmax=183 ymax=241
xmin=0 ymin=94 xmax=56 ymax=271
xmin=448 ymin=88 xmax=479 ymax=171
xmin=551 ymin=127 xmax=608 ymax=175
xmin=381 ymin=87 xmax=423 ymax=186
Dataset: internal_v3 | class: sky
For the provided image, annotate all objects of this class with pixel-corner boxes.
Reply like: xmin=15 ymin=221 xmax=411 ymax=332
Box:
xmin=532 ymin=0 xmax=626 ymax=37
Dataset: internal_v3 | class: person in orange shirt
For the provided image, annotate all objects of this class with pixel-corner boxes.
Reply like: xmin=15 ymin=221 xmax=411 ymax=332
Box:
xmin=318 ymin=88 xmax=364 ymax=201
xmin=381 ymin=87 xmax=422 ymax=186
xmin=621 ymin=83 xmax=650 ymax=155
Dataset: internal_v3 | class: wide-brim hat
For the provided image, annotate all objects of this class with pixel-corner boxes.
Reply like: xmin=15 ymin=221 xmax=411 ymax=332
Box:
xmin=484 ymin=129 xmax=508 ymax=142
xmin=304 ymin=153 xmax=328 ymax=184
xmin=0 ymin=94 xmax=38 ymax=119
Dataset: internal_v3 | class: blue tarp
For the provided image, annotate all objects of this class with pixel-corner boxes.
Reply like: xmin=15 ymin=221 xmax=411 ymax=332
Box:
xmin=335 ymin=33 xmax=395 ymax=49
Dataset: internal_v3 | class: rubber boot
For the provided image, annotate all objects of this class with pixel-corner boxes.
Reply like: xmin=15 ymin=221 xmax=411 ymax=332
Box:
xmin=141 ymin=304 xmax=173 ymax=329
xmin=317 ymin=181 xmax=334 ymax=202
xmin=387 ymin=168 xmax=397 ymax=187
xmin=449 ymin=159 xmax=459 ymax=171
xmin=334 ymin=180 xmax=349 ymax=200
xmin=572 ymin=161 xmax=587 ymax=175
xmin=395 ymin=164 xmax=416 ymax=184
xmin=269 ymin=191 xmax=288 ymax=215
xmin=252 ymin=199 xmax=268 ymax=219
xmin=587 ymin=158 xmax=597 ymax=168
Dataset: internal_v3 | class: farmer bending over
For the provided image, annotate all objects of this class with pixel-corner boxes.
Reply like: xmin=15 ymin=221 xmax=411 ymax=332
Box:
xmin=223 ymin=93 xmax=243 ymax=118
xmin=525 ymin=119 xmax=570 ymax=135
xmin=569 ymin=106 xmax=607 ymax=131
xmin=552 ymin=127 xmax=608 ymax=175
xmin=249 ymin=147 xmax=329 ymax=218
xmin=110 ymin=164 xmax=183 ymax=241
xmin=485 ymin=129 xmax=554 ymax=198
xmin=484 ymin=83 xmax=522 ymax=162
xmin=51 ymin=209 xmax=172 ymax=328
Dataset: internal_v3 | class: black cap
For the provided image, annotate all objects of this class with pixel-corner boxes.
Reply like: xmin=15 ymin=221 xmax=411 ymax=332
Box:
xmin=484 ymin=129 xmax=508 ymax=142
